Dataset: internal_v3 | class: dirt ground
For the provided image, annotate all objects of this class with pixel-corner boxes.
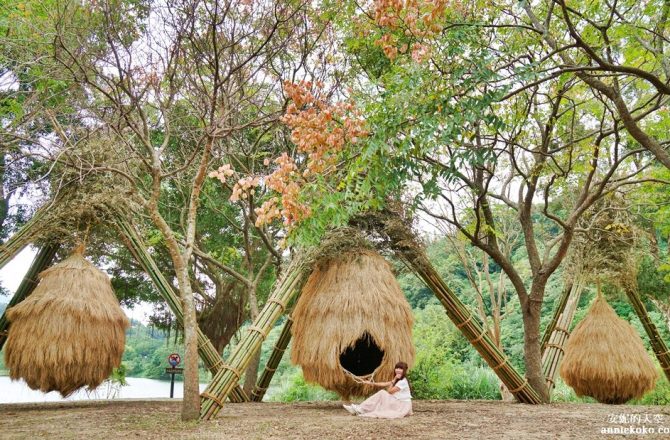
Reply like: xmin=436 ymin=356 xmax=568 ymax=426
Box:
xmin=1 ymin=399 xmax=669 ymax=439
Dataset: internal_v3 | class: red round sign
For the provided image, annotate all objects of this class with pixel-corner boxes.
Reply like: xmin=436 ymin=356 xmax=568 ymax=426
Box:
xmin=168 ymin=353 xmax=181 ymax=367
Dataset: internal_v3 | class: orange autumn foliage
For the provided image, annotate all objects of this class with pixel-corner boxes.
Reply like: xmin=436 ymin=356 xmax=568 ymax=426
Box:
xmin=209 ymin=81 xmax=368 ymax=232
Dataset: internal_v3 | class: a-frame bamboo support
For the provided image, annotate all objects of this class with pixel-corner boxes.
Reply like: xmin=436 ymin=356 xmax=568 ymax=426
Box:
xmin=541 ymin=275 xmax=586 ymax=392
xmin=391 ymin=244 xmax=542 ymax=403
xmin=622 ymin=279 xmax=670 ymax=382
xmin=0 ymin=244 xmax=60 ymax=350
xmin=0 ymin=207 xmax=249 ymax=401
xmin=115 ymin=217 xmax=250 ymax=402
xmin=250 ymin=316 xmax=293 ymax=402
xmin=366 ymin=213 xmax=543 ymax=404
xmin=199 ymin=254 xmax=311 ymax=419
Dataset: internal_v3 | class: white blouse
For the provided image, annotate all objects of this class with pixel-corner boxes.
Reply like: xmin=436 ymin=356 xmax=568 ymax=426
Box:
xmin=393 ymin=378 xmax=412 ymax=401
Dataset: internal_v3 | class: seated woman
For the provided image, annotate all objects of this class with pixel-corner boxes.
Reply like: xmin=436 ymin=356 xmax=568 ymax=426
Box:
xmin=343 ymin=361 xmax=412 ymax=419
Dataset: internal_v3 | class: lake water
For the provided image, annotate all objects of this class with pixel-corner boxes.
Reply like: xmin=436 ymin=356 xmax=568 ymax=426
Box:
xmin=0 ymin=376 xmax=208 ymax=403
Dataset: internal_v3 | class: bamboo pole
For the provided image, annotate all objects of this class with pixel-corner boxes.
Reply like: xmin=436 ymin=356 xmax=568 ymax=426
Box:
xmin=368 ymin=213 xmax=543 ymax=404
xmin=623 ymin=279 xmax=670 ymax=382
xmin=250 ymin=316 xmax=293 ymax=402
xmin=541 ymin=278 xmax=573 ymax=353
xmin=200 ymin=254 xmax=311 ymax=419
xmin=541 ymin=275 xmax=585 ymax=393
xmin=114 ymin=217 xmax=249 ymax=402
xmin=0 ymin=208 xmax=49 ymax=270
xmin=0 ymin=244 xmax=60 ymax=351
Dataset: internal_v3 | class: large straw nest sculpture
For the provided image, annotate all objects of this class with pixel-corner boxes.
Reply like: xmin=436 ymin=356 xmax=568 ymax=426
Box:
xmin=559 ymin=294 xmax=658 ymax=404
xmin=4 ymin=245 xmax=130 ymax=397
xmin=291 ymin=248 xmax=415 ymax=400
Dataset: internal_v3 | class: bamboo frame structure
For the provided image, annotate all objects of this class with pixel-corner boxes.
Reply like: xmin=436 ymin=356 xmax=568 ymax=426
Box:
xmin=0 ymin=244 xmax=60 ymax=351
xmin=363 ymin=212 xmax=543 ymax=404
xmin=0 ymin=208 xmax=49 ymax=270
xmin=541 ymin=279 xmax=573 ymax=353
xmin=623 ymin=281 xmax=670 ymax=382
xmin=115 ymin=217 xmax=249 ymax=402
xmin=250 ymin=316 xmax=294 ymax=402
xmin=1 ymin=206 xmax=547 ymax=407
xmin=541 ymin=275 xmax=586 ymax=392
xmin=200 ymin=255 xmax=311 ymax=419
xmin=394 ymin=247 xmax=542 ymax=404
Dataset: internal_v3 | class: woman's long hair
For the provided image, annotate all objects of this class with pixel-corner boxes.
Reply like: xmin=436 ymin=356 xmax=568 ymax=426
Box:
xmin=392 ymin=361 xmax=411 ymax=393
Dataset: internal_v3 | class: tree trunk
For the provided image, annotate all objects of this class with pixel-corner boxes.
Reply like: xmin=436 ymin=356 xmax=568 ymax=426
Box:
xmin=499 ymin=383 xmax=515 ymax=402
xmin=175 ymin=264 xmax=201 ymax=421
xmin=521 ymin=282 xmax=550 ymax=402
xmin=149 ymin=198 xmax=201 ymax=420
xmin=243 ymin=351 xmax=261 ymax=396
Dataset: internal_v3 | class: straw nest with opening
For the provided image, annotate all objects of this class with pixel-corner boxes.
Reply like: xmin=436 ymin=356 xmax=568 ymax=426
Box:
xmin=4 ymin=246 xmax=129 ymax=397
xmin=559 ymin=295 xmax=658 ymax=404
xmin=290 ymin=248 xmax=415 ymax=400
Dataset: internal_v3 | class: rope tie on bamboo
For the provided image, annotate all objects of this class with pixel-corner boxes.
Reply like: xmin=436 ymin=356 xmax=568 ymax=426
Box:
xmin=508 ymin=379 xmax=529 ymax=394
xmin=201 ymin=392 xmax=225 ymax=408
xmin=545 ymin=376 xmax=555 ymax=387
xmin=546 ymin=343 xmax=565 ymax=354
xmin=267 ymin=298 xmax=288 ymax=311
xmin=273 ymin=344 xmax=287 ymax=352
xmin=455 ymin=315 xmax=473 ymax=329
xmin=254 ymin=386 xmax=268 ymax=392
xmin=554 ymin=326 xmax=570 ymax=336
xmin=265 ymin=367 xmax=277 ymax=373
xmin=468 ymin=330 xmax=487 ymax=345
xmin=217 ymin=363 xmax=242 ymax=379
xmin=247 ymin=325 xmax=269 ymax=339
xmin=656 ymin=348 xmax=670 ymax=357
xmin=492 ymin=358 xmax=509 ymax=371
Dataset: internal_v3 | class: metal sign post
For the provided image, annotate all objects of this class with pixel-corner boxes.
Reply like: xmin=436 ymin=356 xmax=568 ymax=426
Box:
xmin=166 ymin=353 xmax=183 ymax=398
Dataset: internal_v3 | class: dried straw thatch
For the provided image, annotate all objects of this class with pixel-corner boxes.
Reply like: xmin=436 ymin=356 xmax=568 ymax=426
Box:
xmin=559 ymin=294 xmax=658 ymax=404
xmin=4 ymin=246 xmax=129 ymax=397
xmin=290 ymin=249 xmax=414 ymax=400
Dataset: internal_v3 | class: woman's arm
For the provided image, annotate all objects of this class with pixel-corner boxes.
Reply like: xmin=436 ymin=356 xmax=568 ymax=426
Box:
xmin=364 ymin=380 xmax=393 ymax=387
xmin=387 ymin=378 xmax=408 ymax=394
xmin=364 ymin=373 xmax=404 ymax=389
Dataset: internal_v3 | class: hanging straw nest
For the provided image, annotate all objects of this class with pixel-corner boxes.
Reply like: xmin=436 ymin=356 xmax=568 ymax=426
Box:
xmin=559 ymin=294 xmax=658 ymax=404
xmin=4 ymin=245 xmax=130 ymax=397
xmin=290 ymin=248 xmax=415 ymax=400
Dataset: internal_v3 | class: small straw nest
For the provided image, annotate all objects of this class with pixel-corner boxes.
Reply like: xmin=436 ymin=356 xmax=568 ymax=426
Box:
xmin=290 ymin=248 xmax=415 ymax=400
xmin=559 ymin=295 xmax=658 ymax=404
xmin=4 ymin=245 xmax=130 ymax=397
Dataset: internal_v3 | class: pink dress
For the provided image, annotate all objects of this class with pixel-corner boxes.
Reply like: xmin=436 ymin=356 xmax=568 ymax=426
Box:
xmin=356 ymin=378 xmax=413 ymax=419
